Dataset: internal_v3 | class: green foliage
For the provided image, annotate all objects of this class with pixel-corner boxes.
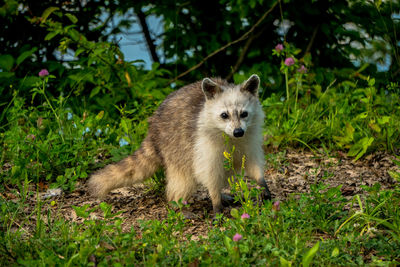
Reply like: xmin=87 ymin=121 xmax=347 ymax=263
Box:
xmin=263 ymin=43 xmax=400 ymax=158
xmin=1 ymin=0 xmax=399 ymax=108
xmin=0 ymin=5 xmax=173 ymax=190
xmin=1 ymin=4 xmax=171 ymax=124
xmin=143 ymin=0 xmax=399 ymax=86
xmin=0 ymin=72 xmax=158 ymax=190
xmin=1 ymin=1 xmax=400 ymax=265
xmin=1 ymin=154 xmax=400 ymax=265
xmin=336 ymin=184 xmax=400 ymax=242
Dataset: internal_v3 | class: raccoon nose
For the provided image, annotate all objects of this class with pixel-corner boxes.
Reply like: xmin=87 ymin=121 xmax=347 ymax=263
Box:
xmin=233 ymin=128 xmax=244 ymax=137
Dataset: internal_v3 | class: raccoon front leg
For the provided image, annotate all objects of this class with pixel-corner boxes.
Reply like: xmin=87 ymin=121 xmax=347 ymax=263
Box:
xmin=197 ymin=167 xmax=226 ymax=214
xmin=245 ymin=145 xmax=272 ymax=201
xmin=246 ymin=162 xmax=271 ymax=200
xmin=193 ymin=139 xmax=226 ymax=215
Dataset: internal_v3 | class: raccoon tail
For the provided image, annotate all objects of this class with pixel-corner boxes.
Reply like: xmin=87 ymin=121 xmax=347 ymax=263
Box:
xmin=88 ymin=137 xmax=162 ymax=198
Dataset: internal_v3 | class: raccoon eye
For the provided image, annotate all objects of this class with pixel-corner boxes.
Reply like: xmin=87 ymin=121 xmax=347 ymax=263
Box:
xmin=220 ymin=112 xmax=229 ymax=119
xmin=240 ymin=111 xmax=248 ymax=118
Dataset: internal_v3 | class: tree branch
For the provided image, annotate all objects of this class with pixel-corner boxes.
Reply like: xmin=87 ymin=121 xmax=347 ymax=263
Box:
xmin=225 ymin=27 xmax=266 ymax=81
xmin=169 ymin=0 xmax=279 ymax=84
xmin=304 ymin=25 xmax=319 ymax=56
xmin=136 ymin=9 xmax=160 ymax=64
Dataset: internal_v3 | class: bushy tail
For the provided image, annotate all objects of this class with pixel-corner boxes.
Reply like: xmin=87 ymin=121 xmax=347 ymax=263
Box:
xmin=88 ymin=137 xmax=162 ymax=198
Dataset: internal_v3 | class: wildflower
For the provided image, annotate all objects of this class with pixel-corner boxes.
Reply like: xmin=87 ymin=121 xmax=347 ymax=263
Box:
xmin=233 ymin=233 xmax=242 ymax=242
xmin=241 ymin=213 xmax=250 ymax=219
xmin=275 ymin=44 xmax=284 ymax=53
xmin=37 ymin=117 xmax=43 ymax=128
xmin=297 ymin=65 xmax=307 ymax=74
xmin=119 ymin=138 xmax=129 ymax=147
xmin=182 ymin=200 xmax=188 ymax=205
xmin=284 ymin=57 xmax=295 ymax=66
xmin=241 ymin=155 xmax=246 ymax=169
xmin=95 ymin=129 xmax=102 ymax=137
xmin=272 ymin=201 xmax=280 ymax=211
xmin=38 ymin=69 xmax=49 ymax=77
xmin=26 ymin=134 xmax=36 ymax=140
xmin=223 ymin=151 xmax=231 ymax=160
xmin=82 ymin=127 xmax=90 ymax=135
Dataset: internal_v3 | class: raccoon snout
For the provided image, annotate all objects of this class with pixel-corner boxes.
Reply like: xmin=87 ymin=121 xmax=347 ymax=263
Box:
xmin=233 ymin=128 xmax=244 ymax=137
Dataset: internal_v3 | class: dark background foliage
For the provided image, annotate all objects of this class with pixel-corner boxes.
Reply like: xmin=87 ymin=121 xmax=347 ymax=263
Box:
xmin=1 ymin=0 xmax=399 ymax=105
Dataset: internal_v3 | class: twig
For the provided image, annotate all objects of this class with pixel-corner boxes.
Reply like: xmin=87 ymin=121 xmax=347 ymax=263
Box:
xmin=304 ymin=25 xmax=319 ymax=56
xmin=226 ymin=27 xmax=266 ymax=81
xmin=393 ymin=67 xmax=400 ymax=77
xmin=169 ymin=0 xmax=279 ymax=84
xmin=225 ymin=33 xmax=256 ymax=81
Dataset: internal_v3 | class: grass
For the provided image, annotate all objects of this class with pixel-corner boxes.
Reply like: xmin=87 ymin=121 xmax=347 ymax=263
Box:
xmin=1 ymin=4 xmax=399 ymax=264
xmin=1 ymin=177 xmax=399 ymax=265
xmin=1 ymin=51 xmax=400 ymax=266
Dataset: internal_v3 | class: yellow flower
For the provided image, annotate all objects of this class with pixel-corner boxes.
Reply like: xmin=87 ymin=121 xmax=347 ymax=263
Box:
xmin=223 ymin=151 xmax=231 ymax=160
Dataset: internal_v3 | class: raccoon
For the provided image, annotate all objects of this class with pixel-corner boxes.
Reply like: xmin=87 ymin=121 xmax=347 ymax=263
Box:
xmin=88 ymin=74 xmax=271 ymax=214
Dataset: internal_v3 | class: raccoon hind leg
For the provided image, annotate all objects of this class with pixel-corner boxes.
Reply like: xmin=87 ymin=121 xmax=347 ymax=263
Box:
xmin=165 ymin=166 xmax=197 ymax=204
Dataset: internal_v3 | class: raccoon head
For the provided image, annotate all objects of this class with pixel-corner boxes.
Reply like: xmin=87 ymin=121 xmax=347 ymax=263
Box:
xmin=201 ymin=74 xmax=261 ymax=138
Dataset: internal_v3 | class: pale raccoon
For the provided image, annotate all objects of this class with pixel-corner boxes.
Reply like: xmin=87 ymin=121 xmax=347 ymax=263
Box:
xmin=88 ymin=74 xmax=271 ymax=214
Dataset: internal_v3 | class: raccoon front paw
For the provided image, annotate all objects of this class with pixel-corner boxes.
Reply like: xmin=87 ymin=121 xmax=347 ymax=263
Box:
xmin=212 ymin=203 xmax=223 ymax=216
xmin=261 ymin=186 xmax=272 ymax=201
xmin=257 ymin=179 xmax=272 ymax=201
xmin=221 ymin=193 xmax=236 ymax=207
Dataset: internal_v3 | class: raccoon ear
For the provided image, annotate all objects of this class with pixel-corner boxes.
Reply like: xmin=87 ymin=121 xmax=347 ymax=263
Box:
xmin=202 ymin=78 xmax=222 ymax=100
xmin=241 ymin=74 xmax=260 ymax=96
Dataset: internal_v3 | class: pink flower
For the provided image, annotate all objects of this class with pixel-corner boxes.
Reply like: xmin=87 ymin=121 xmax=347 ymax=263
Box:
xmin=284 ymin=57 xmax=295 ymax=66
xmin=26 ymin=134 xmax=36 ymax=140
xmin=38 ymin=69 xmax=49 ymax=77
xmin=241 ymin=213 xmax=250 ymax=219
xmin=297 ymin=65 xmax=307 ymax=74
xmin=182 ymin=200 xmax=188 ymax=205
xmin=233 ymin=233 xmax=242 ymax=242
xmin=272 ymin=201 xmax=280 ymax=211
xmin=275 ymin=44 xmax=284 ymax=52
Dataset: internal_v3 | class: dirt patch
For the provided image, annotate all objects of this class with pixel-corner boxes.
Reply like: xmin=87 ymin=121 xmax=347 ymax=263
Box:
xmin=268 ymin=150 xmax=397 ymax=199
xmin=6 ymin=150 xmax=399 ymax=238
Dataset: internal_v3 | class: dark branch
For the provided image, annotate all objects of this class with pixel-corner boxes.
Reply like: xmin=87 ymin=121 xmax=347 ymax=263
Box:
xmin=304 ymin=25 xmax=319 ymax=56
xmin=225 ymin=26 xmax=266 ymax=81
xmin=169 ymin=0 xmax=279 ymax=84
xmin=136 ymin=9 xmax=160 ymax=64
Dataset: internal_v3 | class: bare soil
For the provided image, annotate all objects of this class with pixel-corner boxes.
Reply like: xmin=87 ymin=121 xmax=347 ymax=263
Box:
xmin=7 ymin=150 xmax=400 ymax=238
